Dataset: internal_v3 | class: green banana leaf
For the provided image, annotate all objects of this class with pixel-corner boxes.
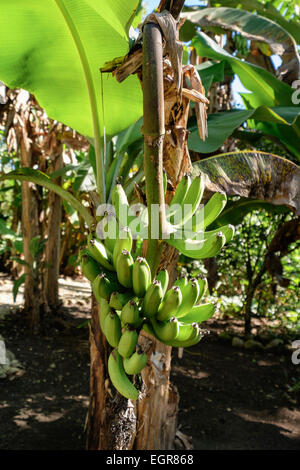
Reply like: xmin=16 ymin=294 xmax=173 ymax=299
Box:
xmin=192 ymin=32 xmax=293 ymax=108
xmin=0 ymin=0 xmax=142 ymax=140
xmin=188 ymin=109 xmax=253 ymax=154
xmin=192 ymin=151 xmax=300 ymax=216
xmin=209 ymin=0 xmax=300 ymax=44
xmin=182 ymin=7 xmax=298 ymax=62
xmin=0 ymin=168 xmax=94 ymax=227
xmin=188 ymin=106 xmax=300 ymax=158
xmin=245 ymin=105 xmax=300 ymax=160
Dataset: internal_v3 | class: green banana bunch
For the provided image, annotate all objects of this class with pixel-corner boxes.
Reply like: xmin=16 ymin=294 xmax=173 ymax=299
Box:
xmin=142 ymin=280 xmax=164 ymax=317
xmin=118 ymin=327 xmax=139 ymax=358
xmin=108 ymin=350 xmax=139 ymax=400
xmin=132 ymin=257 xmax=151 ymax=297
xmin=78 ymin=179 xmax=234 ymax=400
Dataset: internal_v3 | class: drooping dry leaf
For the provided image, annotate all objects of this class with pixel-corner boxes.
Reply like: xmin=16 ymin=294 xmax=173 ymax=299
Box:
xmin=192 ymin=151 xmax=300 ymax=214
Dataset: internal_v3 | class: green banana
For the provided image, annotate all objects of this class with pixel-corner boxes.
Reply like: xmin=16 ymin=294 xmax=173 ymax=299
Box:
xmin=118 ymin=327 xmax=139 ymax=358
xmin=196 ymin=276 xmax=208 ymax=303
xmin=132 ymin=257 xmax=151 ymax=297
xmin=178 ymin=174 xmax=205 ymax=227
xmin=151 ymin=316 xmax=179 ymax=343
xmin=108 ymin=350 xmax=139 ymax=400
xmin=116 ymin=249 xmax=134 ymax=288
xmin=172 ymin=322 xmax=197 ymax=343
xmin=93 ymin=273 xmax=121 ymax=301
xmin=121 ymin=299 xmax=142 ymax=327
xmin=168 ymin=324 xmax=203 ymax=348
xmin=112 ymin=226 xmax=133 ymax=269
xmin=109 ymin=291 xmax=133 ymax=311
xmin=92 ymin=275 xmax=106 ymax=305
xmin=156 ymin=286 xmax=182 ymax=322
xmin=142 ymin=280 xmax=164 ymax=317
xmin=104 ymin=311 xmax=122 ymax=348
xmin=155 ymin=268 xmax=169 ymax=296
xmin=99 ymin=298 xmax=111 ymax=334
xmin=179 ymin=302 xmax=215 ymax=325
xmin=167 ymin=231 xmax=226 ymax=259
xmin=87 ymin=238 xmax=114 ymax=271
xmin=192 ymin=192 xmax=227 ymax=232
xmin=175 ymin=278 xmax=200 ymax=318
xmin=103 ymin=213 xmax=118 ymax=254
xmin=174 ymin=276 xmax=188 ymax=290
xmin=80 ymin=254 xmax=102 ymax=283
xmin=167 ymin=174 xmax=191 ymax=218
xmin=202 ymin=224 xmax=235 ymax=244
xmin=123 ymin=349 xmax=148 ymax=375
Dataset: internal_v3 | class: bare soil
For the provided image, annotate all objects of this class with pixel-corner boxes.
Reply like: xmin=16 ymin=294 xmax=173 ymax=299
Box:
xmin=0 ymin=276 xmax=299 ymax=450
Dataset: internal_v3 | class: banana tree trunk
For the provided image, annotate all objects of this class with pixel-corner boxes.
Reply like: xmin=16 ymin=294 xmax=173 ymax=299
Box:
xmin=86 ymin=247 xmax=180 ymax=450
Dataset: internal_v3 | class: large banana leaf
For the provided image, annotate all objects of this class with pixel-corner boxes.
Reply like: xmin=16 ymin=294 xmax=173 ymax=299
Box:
xmin=192 ymin=32 xmax=293 ymax=108
xmin=0 ymin=0 xmax=142 ymax=140
xmin=210 ymin=0 xmax=300 ymax=44
xmin=182 ymin=7 xmax=299 ymax=63
xmin=188 ymin=106 xmax=300 ymax=158
xmin=192 ymin=151 xmax=300 ymax=215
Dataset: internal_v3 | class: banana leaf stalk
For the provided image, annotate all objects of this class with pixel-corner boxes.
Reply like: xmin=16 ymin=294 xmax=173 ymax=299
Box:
xmin=142 ymin=22 xmax=167 ymax=275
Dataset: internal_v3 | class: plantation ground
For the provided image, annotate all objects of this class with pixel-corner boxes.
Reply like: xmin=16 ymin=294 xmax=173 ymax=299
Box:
xmin=0 ymin=275 xmax=299 ymax=450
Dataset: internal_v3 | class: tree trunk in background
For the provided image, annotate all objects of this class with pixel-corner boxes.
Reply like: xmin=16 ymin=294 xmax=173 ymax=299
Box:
xmin=18 ymin=123 xmax=43 ymax=331
xmin=43 ymin=135 xmax=63 ymax=312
